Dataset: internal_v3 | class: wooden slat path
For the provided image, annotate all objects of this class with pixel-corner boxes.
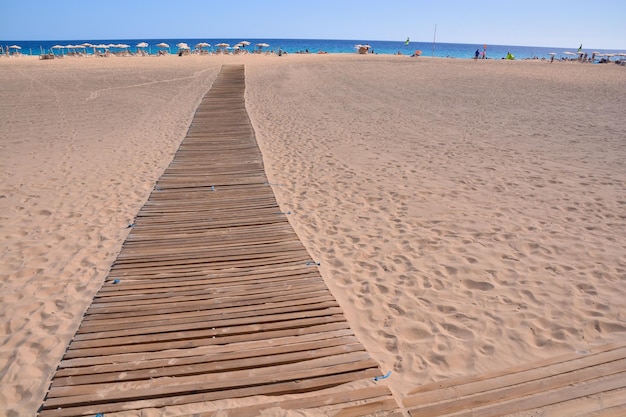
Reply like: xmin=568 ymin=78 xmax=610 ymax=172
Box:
xmin=39 ymin=65 xmax=397 ymax=417
xmin=402 ymin=341 xmax=626 ymax=416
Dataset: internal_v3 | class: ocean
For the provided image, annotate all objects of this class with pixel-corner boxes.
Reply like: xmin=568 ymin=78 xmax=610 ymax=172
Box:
xmin=1 ymin=38 xmax=624 ymax=60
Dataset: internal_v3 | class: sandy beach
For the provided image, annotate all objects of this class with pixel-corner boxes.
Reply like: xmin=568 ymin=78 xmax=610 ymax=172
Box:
xmin=1 ymin=53 xmax=625 ymax=416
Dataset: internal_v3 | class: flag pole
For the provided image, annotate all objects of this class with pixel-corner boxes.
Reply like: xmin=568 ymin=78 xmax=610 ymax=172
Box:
xmin=432 ymin=24 xmax=437 ymax=56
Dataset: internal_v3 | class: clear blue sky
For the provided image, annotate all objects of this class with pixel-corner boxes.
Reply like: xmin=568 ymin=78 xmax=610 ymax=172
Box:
xmin=1 ymin=0 xmax=625 ymax=49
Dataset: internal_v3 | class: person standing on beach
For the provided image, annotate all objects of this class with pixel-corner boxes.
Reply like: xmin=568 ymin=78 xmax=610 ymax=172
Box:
xmin=475 ymin=48 xmax=480 ymax=60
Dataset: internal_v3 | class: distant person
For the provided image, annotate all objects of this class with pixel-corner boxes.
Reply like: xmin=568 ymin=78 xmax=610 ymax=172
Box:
xmin=475 ymin=48 xmax=480 ymax=59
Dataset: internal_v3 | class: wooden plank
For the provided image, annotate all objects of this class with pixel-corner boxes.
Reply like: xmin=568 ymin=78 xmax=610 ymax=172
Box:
xmin=69 ymin=306 xmax=345 ymax=346
xmin=83 ymin=289 xmax=333 ymax=322
xmin=579 ymin=403 xmax=626 ymax=417
xmin=62 ymin=315 xmax=350 ymax=358
xmin=39 ymin=371 xmax=381 ymax=417
xmin=55 ymin=334 xmax=361 ymax=378
xmin=334 ymin=399 xmax=402 ymax=417
xmin=194 ymin=386 xmax=397 ymax=417
xmin=77 ymin=296 xmax=337 ymax=332
xmin=57 ymin=325 xmax=355 ymax=368
xmin=52 ymin=343 xmax=367 ymax=387
xmin=46 ymin=353 xmax=378 ymax=400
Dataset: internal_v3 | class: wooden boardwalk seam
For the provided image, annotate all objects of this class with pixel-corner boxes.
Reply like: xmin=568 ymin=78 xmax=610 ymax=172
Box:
xmin=38 ymin=65 xmax=396 ymax=417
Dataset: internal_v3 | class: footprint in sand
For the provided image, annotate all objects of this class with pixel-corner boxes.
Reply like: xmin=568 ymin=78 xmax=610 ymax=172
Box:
xmin=462 ymin=279 xmax=495 ymax=291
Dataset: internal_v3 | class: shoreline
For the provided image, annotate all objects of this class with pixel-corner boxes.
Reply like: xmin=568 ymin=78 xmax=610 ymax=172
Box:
xmin=1 ymin=54 xmax=625 ymax=416
xmin=3 ymin=37 xmax=626 ymax=61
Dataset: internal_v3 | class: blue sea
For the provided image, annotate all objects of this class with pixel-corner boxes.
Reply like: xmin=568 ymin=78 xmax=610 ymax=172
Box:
xmin=1 ymin=38 xmax=624 ymax=60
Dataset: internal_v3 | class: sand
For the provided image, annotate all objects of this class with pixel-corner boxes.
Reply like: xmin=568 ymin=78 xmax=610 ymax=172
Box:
xmin=1 ymin=53 xmax=625 ymax=416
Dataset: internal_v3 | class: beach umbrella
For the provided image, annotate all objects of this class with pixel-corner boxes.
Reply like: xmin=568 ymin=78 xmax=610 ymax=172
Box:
xmin=136 ymin=42 xmax=149 ymax=54
xmin=215 ymin=43 xmax=229 ymax=53
xmin=156 ymin=42 xmax=170 ymax=54
xmin=195 ymin=42 xmax=210 ymax=53
xmin=8 ymin=45 xmax=21 ymax=56
xmin=176 ymin=42 xmax=190 ymax=49
xmin=355 ymin=44 xmax=370 ymax=54
xmin=136 ymin=42 xmax=148 ymax=55
xmin=563 ymin=51 xmax=577 ymax=60
xmin=256 ymin=42 xmax=269 ymax=49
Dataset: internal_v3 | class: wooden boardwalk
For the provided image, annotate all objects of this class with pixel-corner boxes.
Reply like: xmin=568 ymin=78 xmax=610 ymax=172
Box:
xmin=38 ymin=65 xmax=395 ymax=417
xmin=39 ymin=64 xmax=626 ymax=417
xmin=402 ymin=342 xmax=626 ymax=417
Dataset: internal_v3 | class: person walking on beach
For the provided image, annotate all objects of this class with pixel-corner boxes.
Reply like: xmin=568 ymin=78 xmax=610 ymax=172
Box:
xmin=475 ymin=48 xmax=480 ymax=60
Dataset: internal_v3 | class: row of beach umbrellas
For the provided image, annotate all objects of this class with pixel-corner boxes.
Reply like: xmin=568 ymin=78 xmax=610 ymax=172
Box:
xmin=552 ymin=51 xmax=626 ymax=59
xmin=154 ymin=40 xmax=269 ymax=51
xmin=3 ymin=41 xmax=272 ymax=55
